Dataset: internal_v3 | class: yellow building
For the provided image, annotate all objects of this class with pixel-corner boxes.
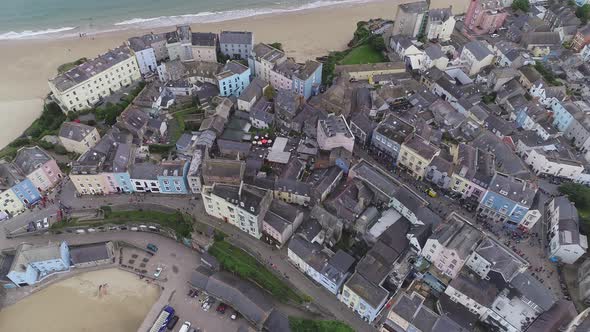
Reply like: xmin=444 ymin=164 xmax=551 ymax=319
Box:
xmin=335 ymin=62 xmax=406 ymax=81
xmin=48 ymin=45 xmax=141 ymax=112
xmin=0 ymin=189 xmax=25 ymax=216
xmin=70 ymin=173 xmax=108 ymax=195
xmin=58 ymin=122 xmax=100 ymax=154
xmin=398 ymin=135 xmax=440 ymax=180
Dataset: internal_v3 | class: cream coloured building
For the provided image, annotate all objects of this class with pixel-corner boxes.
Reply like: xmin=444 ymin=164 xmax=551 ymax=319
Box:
xmin=202 ymin=183 xmax=272 ymax=239
xmin=334 ymin=62 xmax=406 ymax=81
xmin=48 ymin=45 xmax=141 ymax=112
xmin=58 ymin=122 xmax=100 ymax=154
xmin=398 ymin=134 xmax=440 ymax=180
xmin=190 ymin=32 xmax=218 ymax=62
xmin=0 ymin=189 xmax=25 ymax=216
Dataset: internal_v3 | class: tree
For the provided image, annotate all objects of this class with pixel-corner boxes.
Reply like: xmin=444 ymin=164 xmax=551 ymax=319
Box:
xmin=264 ymin=85 xmax=276 ymax=101
xmin=577 ymin=4 xmax=590 ymax=24
xmin=269 ymin=42 xmax=283 ymax=51
xmin=511 ymin=0 xmax=530 ymax=12
xmin=369 ymin=36 xmax=386 ymax=52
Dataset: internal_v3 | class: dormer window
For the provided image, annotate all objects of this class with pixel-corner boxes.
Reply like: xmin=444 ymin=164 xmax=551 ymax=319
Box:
xmin=250 ymin=207 xmax=255 ymax=212
xmin=499 ymin=190 xmax=508 ymax=195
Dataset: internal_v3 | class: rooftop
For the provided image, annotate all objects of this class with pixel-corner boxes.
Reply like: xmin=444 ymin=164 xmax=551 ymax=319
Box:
xmin=50 ymin=45 xmax=134 ymax=92
xmin=59 ymin=122 xmax=96 ymax=142
xmin=219 ymin=31 xmax=253 ymax=45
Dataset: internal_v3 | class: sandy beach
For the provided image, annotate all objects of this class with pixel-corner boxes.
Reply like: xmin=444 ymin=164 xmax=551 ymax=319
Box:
xmin=0 ymin=268 xmax=160 ymax=332
xmin=0 ymin=0 xmax=405 ymax=149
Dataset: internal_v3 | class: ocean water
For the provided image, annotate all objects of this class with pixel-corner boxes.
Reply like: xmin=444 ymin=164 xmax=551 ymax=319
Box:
xmin=0 ymin=0 xmax=373 ymax=40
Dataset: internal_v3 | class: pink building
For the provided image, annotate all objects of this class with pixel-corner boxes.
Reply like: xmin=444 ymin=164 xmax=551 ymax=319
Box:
xmin=14 ymin=146 xmax=63 ymax=192
xmin=464 ymin=0 xmax=508 ymax=35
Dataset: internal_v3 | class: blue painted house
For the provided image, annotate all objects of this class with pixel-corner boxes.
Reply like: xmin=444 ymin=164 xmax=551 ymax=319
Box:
xmin=552 ymin=101 xmax=580 ymax=132
xmin=477 ymin=173 xmax=537 ymax=226
xmin=11 ymin=178 xmax=41 ymax=207
xmin=7 ymin=241 xmax=70 ymax=287
xmin=292 ymin=60 xmax=322 ymax=100
xmin=216 ymin=61 xmax=251 ymax=97
xmin=158 ymin=161 xmax=189 ymax=194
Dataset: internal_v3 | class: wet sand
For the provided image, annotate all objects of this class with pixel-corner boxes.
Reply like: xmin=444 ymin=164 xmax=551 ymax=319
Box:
xmin=0 ymin=0 xmax=405 ymax=149
xmin=0 ymin=268 xmax=160 ymax=332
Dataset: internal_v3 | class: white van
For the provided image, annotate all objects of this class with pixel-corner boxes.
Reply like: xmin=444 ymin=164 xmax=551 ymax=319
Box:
xmin=130 ymin=227 xmax=139 ymax=231
xmin=178 ymin=321 xmax=191 ymax=332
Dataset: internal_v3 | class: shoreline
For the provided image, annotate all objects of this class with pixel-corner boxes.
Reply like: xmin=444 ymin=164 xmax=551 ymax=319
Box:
xmin=0 ymin=0 xmax=389 ymax=41
xmin=0 ymin=0 xmax=404 ymax=150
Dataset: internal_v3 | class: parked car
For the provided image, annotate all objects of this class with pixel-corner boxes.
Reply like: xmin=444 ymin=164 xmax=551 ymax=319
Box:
xmin=35 ymin=220 xmax=42 ymax=229
xmin=166 ymin=315 xmax=179 ymax=330
xmin=147 ymin=243 xmax=158 ymax=252
xmin=178 ymin=321 xmax=191 ymax=332
xmin=216 ymin=303 xmax=227 ymax=314
xmin=230 ymin=311 xmax=239 ymax=320
xmin=154 ymin=267 xmax=163 ymax=278
xmin=42 ymin=218 xmax=49 ymax=228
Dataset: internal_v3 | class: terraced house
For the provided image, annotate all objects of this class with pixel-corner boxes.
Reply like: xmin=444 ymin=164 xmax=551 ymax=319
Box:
xmin=48 ymin=44 xmax=141 ymax=112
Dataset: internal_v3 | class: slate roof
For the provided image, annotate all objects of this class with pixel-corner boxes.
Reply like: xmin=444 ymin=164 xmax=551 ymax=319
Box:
xmin=191 ymin=32 xmax=217 ymax=46
xmin=59 ymin=122 xmax=96 ymax=142
xmin=449 ymin=273 xmax=498 ymax=307
xmin=463 ymin=40 xmax=493 ymax=61
xmin=488 ymin=172 xmax=536 ymax=207
xmin=403 ymin=134 xmax=439 ymax=160
xmin=14 ymin=146 xmax=52 ymax=175
xmin=190 ymin=269 xmax=275 ymax=329
xmin=475 ymin=237 xmax=528 ymax=282
xmin=49 ymin=45 xmax=134 ymax=92
xmin=511 ymin=272 xmax=556 ymax=311
xmin=219 ymin=31 xmax=253 ymax=45
xmin=345 ymin=271 xmax=389 ymax=308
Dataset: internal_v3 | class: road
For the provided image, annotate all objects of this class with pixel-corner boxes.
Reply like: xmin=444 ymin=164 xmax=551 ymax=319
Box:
xmin=0 ymin=180 xmax=376 ymax=332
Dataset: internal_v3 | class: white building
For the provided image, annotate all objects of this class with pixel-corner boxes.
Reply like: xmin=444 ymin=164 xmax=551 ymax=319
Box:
xmin=547 ymin=196 xmax=588 ymax=264
xmin=202 ymin=183 xmax=272 ymax=239
xmin=250 ymin=43 xmax=287 ymax=83
xmin=465 ymin=237 xmax=528 ymax=282
xmin=422 ymin=212 xmax=483 ymax=278
xmin=127 ymin=35 xmax=161 ymax=76
xmin=444 ymin=273 xmax=498 ymax=318
xmin=460 ymin=40 xmax=494 ymax=76
xmin=219 ymin=31 xmax=254 ymax=60
xmin=317 ymin=114 xmax=355 ymax=153
xmin=425 ymin=8 xmax=455 ymax=41
xmin=48 ymin=45 xmax=141 ymax=112
xmin=522 ymin=147 xmax=584 ymax=180
xmin=288 ymin=235 xmax=355 ymax=295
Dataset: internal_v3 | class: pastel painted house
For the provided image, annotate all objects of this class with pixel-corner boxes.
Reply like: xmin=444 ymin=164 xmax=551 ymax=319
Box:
xmin=7 ymin=241 xmax=70 ymax=287
xmin=130 ymin=163 xmax=162 ymax=193
xmin=288 ymin=235 xmax=355 ymax=295
xmin=216 ymin=61 xmax=251 ymax=97
xmin=0 ymin=162 xmax=29 ymax=216
xmin=158 ymin=160 xmax=189 ymax=194
xmin=14 ymin=146 xmax=63 ymax=194
xmin=552 ymin=101 xmax=581 ymax=132
xmin=58 ymin=121 xmax=100 ymax=154
xmin=477 ymin=172 xmax=537 ymax=227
